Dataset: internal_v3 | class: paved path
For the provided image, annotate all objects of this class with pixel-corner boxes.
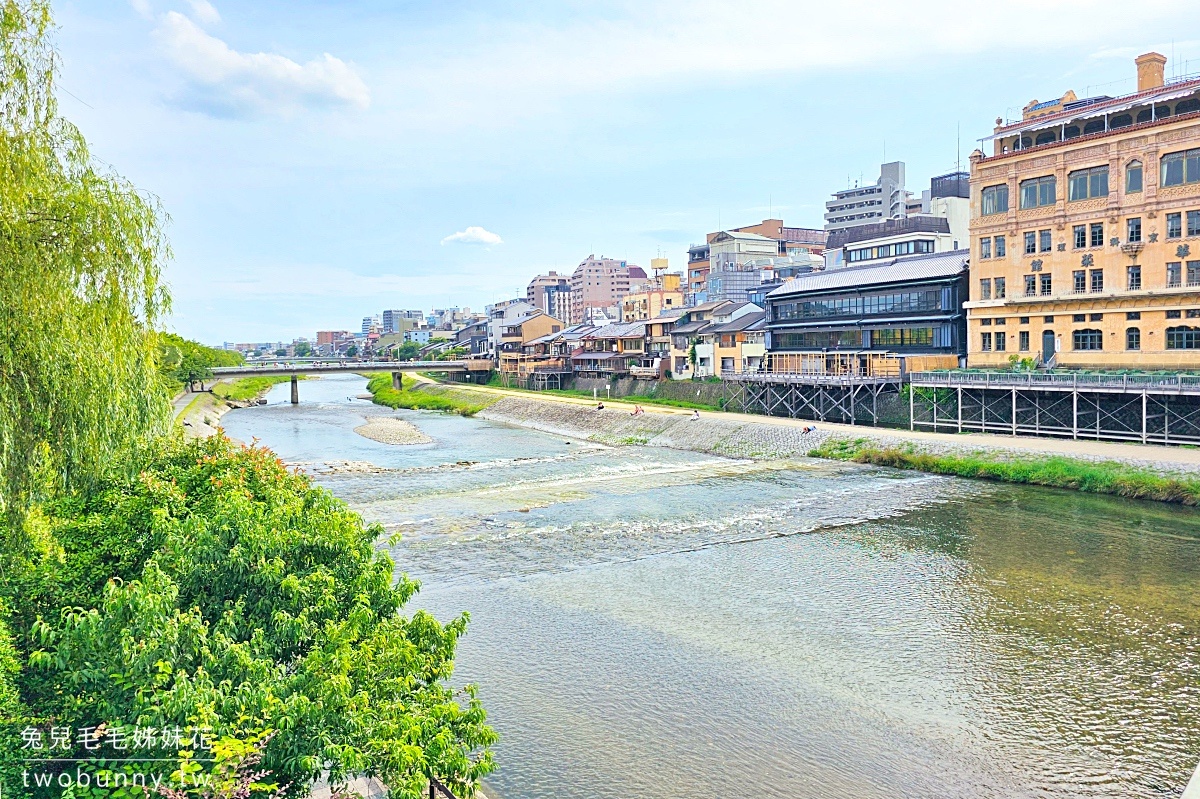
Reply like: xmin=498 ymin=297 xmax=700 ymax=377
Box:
xmin=419 ymin=377 xmax=1200 ymax=469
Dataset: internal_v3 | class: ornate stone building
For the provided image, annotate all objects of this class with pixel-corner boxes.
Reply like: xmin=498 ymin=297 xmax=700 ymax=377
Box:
xmin=967 ymin=52 xmax=1200 ymax=369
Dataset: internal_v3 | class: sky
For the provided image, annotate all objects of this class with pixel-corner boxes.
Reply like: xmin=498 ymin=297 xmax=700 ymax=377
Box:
xmin=52 ymin=0 xmax=1200 ymax=345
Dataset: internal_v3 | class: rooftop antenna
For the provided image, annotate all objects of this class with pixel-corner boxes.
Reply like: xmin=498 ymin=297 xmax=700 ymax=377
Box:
xmin=956 ymin=122 xmax=961 ymax=173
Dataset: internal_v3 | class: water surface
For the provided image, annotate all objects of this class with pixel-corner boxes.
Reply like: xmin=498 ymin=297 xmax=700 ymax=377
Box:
xmin=223 ymin=375 xmax=1200 ymax=798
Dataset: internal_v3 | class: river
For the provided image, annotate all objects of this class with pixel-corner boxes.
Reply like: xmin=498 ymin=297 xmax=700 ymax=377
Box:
xmin=221 ymin=374 xmax=1200 ymax=799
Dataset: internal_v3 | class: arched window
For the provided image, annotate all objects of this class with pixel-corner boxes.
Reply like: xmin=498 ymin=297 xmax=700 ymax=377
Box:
xmin=1015 ymin=136 xmax=1032 ymax=150
xmin=1177 ymin=98 xmax=1200 ymax=115
xmin=1126 ymin=327 xmax=1141 ymax=351
xmin=1035 ymin=131 xmax=1057 ymax=145
xmin=1157 ymin=104 xmax=1173 ymax=119
xmin=1064 ymin=125 xmax=1081 ymax=139
xmin=1136 ymin=108 xmax=1153 ymax=124
xmin=1073 ymin=329 xmax=1103 ymax=350
xmin=1083 ymin=119 xmax=1106 ymax=135
xmin=1126 ymin=160 xmax=1143 ymax=193
xmin=1111 ymin=113 xmax=1133 ymax=128
xmin=1167 ymin=326 xmax=1200 ymax=349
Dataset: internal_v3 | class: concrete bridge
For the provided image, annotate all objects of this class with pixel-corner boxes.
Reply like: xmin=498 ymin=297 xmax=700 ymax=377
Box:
xmin=210 ymin=359 xmax=492 ymax=403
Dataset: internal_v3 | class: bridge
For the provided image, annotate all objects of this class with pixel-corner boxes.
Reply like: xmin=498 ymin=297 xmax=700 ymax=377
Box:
xmin=210 ymin=360 xmax=492 ymax=403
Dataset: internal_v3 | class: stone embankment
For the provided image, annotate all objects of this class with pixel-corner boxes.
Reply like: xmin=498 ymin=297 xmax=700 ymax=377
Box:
xmin=478 ymin=395 xmax=1200 ymax=477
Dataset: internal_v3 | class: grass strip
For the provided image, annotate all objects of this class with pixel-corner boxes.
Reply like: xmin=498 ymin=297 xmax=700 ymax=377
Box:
xmin=212 ymin=375 xmax=297 ymax=401
xmin=478 ymin=375 xmax=723 ymax=411
xmin=809 ymin=437 xmax=1200 ymax=506
xmin=365 ymin=374 xmax=497 ymax=416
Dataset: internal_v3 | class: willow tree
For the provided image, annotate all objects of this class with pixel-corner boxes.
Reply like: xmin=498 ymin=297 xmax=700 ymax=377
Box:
xmin=0 ymin=0 xmax=171 ymax=532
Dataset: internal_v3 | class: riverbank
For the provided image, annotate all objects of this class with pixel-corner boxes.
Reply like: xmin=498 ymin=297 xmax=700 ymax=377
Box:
xmin=399 ymin=378 xmax=1200 ymax=504
xmin=175 ymin=376 xmax=298 ymax=437
xmin=365 ymin=373 xmax=499 ymax=415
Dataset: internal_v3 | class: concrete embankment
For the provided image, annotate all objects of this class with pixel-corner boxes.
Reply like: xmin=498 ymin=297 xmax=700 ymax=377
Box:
xmin=476 ymin=394 xmax=1200 ymax=476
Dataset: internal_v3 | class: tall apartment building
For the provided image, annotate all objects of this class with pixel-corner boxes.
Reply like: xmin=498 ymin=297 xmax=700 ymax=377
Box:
xmin=526 ymin=271 xmax=571 ymax=315
xmin=824 ymin=161 xmax=911 ymax=232
xmin=381 ymin=309 xmax=423 ymax=334
xmin=361 ymin=315 xmax=381 ymax=335
xmin=568 ymin=255 xmax=646 ymax=325
xmin=967 ymin=52 xmax=1200 ymax=369
xmin=825 ymin=171 xmax=970 ymax=269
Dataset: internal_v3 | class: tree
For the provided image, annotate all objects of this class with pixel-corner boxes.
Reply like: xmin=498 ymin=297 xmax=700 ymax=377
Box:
xmin=294 ymin=341 xmax=312 ymax=357
xmin=345 ymin=344 xmax=359 ymax=358
xmin=395 ymin=341 xmax=422 ymax=361
xmin=275 ymin=348 xmax=287 ymax=357
xmin=1 ymin=0 xmax=172 ymax=528
xmin=17 ymin=436 xmax=497 ymax=797
xmin=157 ymin=333 xmax=242 ymax=392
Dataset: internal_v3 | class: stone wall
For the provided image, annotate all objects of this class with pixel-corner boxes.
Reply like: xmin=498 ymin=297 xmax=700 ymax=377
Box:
xmin=567 ymin=377 xmax=727 ymax=407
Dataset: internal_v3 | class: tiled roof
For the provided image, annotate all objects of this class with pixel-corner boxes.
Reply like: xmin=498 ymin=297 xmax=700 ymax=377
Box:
xmin=769 ymin=250 xmax=968 ymax=298
xmin=586 ymin=321 xmax=648 ymax=339
xmin=705 ymin=311 xmax=766 ymax=334
xmin=670 ymin=320 xmax=710 ymax=335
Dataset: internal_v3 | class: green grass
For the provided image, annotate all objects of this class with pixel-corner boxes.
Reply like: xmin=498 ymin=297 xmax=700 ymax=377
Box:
xmin=366 ymin=374 xmax=497 ymax=416
xmin=211 ymin=375 xmax=297 ymax=401
xmin=478 ymin=375 xmax=722 ymax=411
xmin=809 ymin=438 xmax=1200 ymax=506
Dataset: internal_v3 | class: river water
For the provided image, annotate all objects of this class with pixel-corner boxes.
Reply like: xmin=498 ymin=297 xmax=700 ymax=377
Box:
xmin=222 ymin=374 xmax=1200 ymax=799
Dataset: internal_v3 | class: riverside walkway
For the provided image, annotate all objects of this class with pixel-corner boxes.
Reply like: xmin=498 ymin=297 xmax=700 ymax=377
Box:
xmin=417 ymin=375 xmax=1200 ymax=472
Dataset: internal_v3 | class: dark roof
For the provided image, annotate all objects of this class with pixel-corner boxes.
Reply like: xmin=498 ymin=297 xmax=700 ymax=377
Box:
xmin=827 ymin=216 xmax=951 ymax=250
xmin=706 ymin=311 xmax=766 ymax=334
xmin=769 ymin=250 xmax=969 ymax=298
xmin=586 ymin=321 xmax=647 ymax=339
xmin=670 ymin=320 xmax=710 ymax=335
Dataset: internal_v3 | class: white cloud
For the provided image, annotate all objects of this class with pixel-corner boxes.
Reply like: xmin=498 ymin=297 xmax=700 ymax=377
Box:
xmin=374 ymin=0 xmax=1194 ymax=132
xmin=129 ymin=0 xmax=153 ymax=19
xmin=154 ymin=10 xmax=369 ymax=115
xmin=441 ymin=226 xmax=503 ymax=246
xmin=186 ymin=0 xmax=220 ymax=26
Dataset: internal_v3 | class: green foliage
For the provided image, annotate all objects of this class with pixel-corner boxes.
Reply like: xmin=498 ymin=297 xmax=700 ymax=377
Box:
xmin=211 ymin=375 xmax=293 ymax=402
xmin=7 ymin=435 xmax=496 ymax=797
xmin=0 ymin=0 xmax=172 ymax=524
xmin=274 ymin=349 xmax=287 ymax=357
xmin=393 ymin=341 xmax=422 ymax=361
xmin=293 ymin=341 xmax=312 ymax=357
xmin=158 ymin=333 xmax=243 ymax=392
xmin=808 ymin=438 xmax=1200 ymax=505
xmin=345 ymin=344 xmax=358 ymax=358
xmin=366 ymin=375 xmax=495 ymax=416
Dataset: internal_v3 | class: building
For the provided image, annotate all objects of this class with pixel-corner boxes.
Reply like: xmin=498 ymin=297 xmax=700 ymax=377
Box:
xmin=824 ymin=161 xmax=910 ymax=232
xmin=499 ymin=311 xmax=564 ymax=353
xmin=485 ymin=299 xmax=536 ymax=355
xmin=361 ymin=315 xmax=381 ymax=335
xmin=316 ymin=330 xmax=349 ymax=347
xmin=668 ymin=300 xmax=761 ymax=378
xmin=967 ymin=52 xmax=1200 ymax=369
xmin=382 ymin=309 xmax=424 ymax=334
xmin=765 ymin=250 xmax=970 ymax=370
xmin=824 ymin=171 xmax=970 ymax=269
xmin=404 ymin=329 xmax=432 ymax=345
xmin=620 ymin=272 xmax=684 ymax=321
xmin=699 ymin=311 xmax=767 ymax=374
xmin=568 ymin=255 xmax=646 ymax=325
xmin=685 ymin=219 xmax=827 ymax=305
xmin=572 ymin=322 xmax=648 ymax=378
xmin=527 ymin=272 xmax=571 ymax=315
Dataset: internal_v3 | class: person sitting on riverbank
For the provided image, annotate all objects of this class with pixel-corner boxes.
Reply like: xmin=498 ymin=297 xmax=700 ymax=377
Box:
xmin=690 ymin=409 xmax=700 ymax=421
xmin=631 ymin=405 xmax=644 ymax=417
xmin=596 ymin=401 xmax=605 ymax=410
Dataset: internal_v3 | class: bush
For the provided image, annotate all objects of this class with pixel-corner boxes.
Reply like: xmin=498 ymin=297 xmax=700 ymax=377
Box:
xmin=6 ymin=435 xmax=496 ymax=797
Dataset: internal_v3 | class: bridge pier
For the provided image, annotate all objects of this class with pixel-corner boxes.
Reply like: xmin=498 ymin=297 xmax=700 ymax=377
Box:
xmin=392 ymin=372 xmax=403 ymax=391
xmin=290 ymin=375 xmax=299 ymax=404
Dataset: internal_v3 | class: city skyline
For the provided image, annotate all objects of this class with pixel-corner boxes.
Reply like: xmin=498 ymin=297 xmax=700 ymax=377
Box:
xmin=55 ymin=0 xmax=1200 ymax=343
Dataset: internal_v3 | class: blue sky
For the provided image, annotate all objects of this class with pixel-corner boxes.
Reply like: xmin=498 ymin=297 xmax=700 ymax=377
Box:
xmin=54 ymin=0 xmax=1200 ymax=345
